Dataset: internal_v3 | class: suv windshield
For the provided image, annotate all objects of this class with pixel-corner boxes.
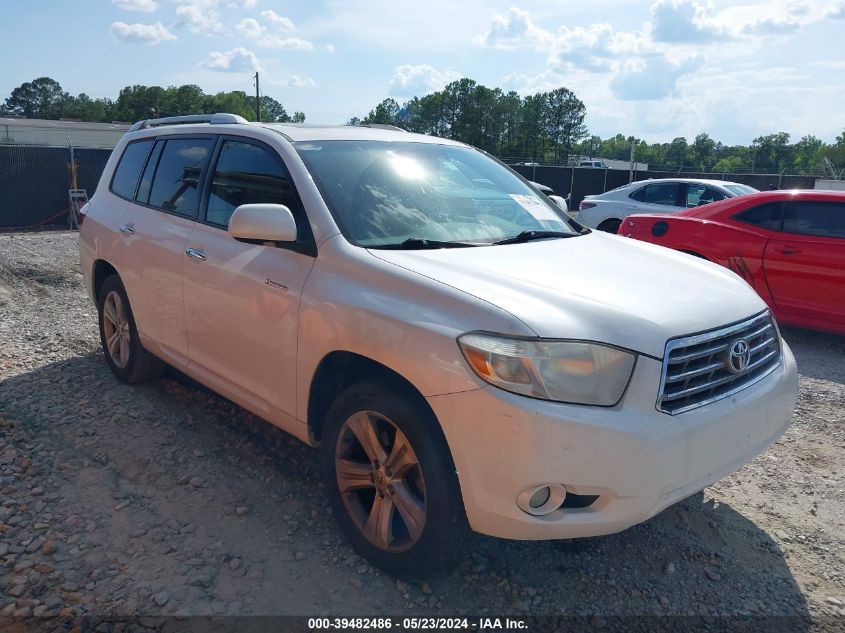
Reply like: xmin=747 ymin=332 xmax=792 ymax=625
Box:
xmin=295 ymin=140 xmax=575 ymax=247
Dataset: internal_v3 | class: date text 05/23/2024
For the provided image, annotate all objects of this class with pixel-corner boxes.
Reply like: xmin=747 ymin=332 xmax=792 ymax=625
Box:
xmin=307 ymin=618 xmax=529 ymax=630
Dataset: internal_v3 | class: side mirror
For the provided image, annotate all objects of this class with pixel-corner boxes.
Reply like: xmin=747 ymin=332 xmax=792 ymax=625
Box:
xmin=548 ymin=194 xmax=568 ymax=211
xmin=228 ymin=203 xmax=297 ymax=243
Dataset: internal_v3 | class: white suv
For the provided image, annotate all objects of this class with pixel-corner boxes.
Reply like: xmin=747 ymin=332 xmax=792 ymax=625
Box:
xmin=80 ymin=114 xmax=798 ymax=578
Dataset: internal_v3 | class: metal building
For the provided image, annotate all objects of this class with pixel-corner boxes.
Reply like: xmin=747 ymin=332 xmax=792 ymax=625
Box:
xmin=0 ymin=117 xmax=129 ymax=148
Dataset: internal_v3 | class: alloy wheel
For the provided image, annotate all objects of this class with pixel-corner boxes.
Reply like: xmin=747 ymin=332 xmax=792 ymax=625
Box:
xmin=335 ymin=411 xmax=427 ymax=553
xmin=102 ymin=290 xmax=130 ymax=369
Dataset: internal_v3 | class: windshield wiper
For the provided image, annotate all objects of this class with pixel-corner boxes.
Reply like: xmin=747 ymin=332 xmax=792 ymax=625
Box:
xmin=370 ymin=238 xmax=480 ymax=250
xmin=493 ymin=230 xmax=579 ymax=245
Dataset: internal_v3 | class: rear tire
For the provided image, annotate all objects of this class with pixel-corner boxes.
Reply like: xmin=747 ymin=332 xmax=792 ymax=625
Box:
xmin=597 ymin=218 xmax=622 ymax=234
xmin=97 ymin=275 xmax=165 ymax=384
xmin=320 ymin=382 xmax=471 ymax=579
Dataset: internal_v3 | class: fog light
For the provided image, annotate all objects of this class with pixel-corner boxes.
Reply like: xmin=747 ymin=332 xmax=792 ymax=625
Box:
xmin=516 ymin=484 xmax=567 ymax=516
xmin=529 ymin=486 xmax=551 ymax=508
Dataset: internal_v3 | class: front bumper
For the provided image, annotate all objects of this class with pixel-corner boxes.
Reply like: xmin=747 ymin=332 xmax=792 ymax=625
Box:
xmin=427 ymin=342 xmax=798 ymax=540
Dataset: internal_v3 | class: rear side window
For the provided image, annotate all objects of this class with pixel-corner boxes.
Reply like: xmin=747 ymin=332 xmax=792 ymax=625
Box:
xmin=686 ymin=184 xmax=725 ymax=207
xmin=136 ymin=140 xmax=164 ymax=205
xmin=632 ymin=183 xmax=681 ymax=206
xmin=205 ymin=140 xmax=294 ymax=228
xmin=110 ymin=139 xmax=153 ymax=200
xmin=733 ymin=202 xmax=783 ymax=231
xmin=147 ymin=138 xmax=215 ymax=218
xmin=783 ymin=201 xmax=845 ymax=238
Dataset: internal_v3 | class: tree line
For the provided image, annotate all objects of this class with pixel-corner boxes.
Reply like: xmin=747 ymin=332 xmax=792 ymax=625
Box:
xmin=351 ymin=78 xmax=588 ymax=165
xmin=355 ymin=78 xmax=844 ymax=175
xmin=3 ymin=76 xmax=844 ymax=175
xmin=0 ymin=77 xmax=305 ymax=124
xmin=579 ymin=131 xmax=845 ymax=175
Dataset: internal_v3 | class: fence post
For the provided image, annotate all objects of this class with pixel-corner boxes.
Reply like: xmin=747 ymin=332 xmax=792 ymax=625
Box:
xmin=570 ymin=167 xmax=576 ymax=198
xmin=603 ymin=168 xmax=608 ymax=193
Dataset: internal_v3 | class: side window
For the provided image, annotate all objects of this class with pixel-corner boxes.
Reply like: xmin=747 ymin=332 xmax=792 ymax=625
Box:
xmin=136 ymin=140 xmax=164 ymax=205
xmin=629 ymin=186 xmax=646 ymax=202
xmin=110 ymin=139 xmax=153 ymax=200
xmin=686 ymin=185 xmax=726 ymax=207
xmin=733 ymin=202 xmax=783 ymax=231
xmin=783 ymin=201 xmax=845 ymax=238
xmin=205 ymin=140 xmax=298 ymax=229
xmin=147 ymin=138 xmax=215 ymax=218
xmin=642 ymin=183 xmax=680 ymax=206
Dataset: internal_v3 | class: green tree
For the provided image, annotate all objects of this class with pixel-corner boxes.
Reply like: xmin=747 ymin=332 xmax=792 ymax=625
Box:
xmin=692 ymin=133 xmax=716 ymax=170
xmin=361 ymin=98 xmax=401 ymax=126
xmin=2 ymin=77 xmax=69 ymax=119
xmin=542 ymin=87 xmax=588 ymax=164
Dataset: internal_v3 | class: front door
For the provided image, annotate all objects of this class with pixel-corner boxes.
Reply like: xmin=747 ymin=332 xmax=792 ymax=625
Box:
xmin=763 ymin=199 xmax=845 ymax=326
xmin=181 ymin=137 xmax=316 ymax=416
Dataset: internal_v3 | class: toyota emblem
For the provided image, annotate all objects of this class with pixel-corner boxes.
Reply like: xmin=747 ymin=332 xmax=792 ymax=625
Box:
xmin=727 ymin=338 xmax=752 ymax=374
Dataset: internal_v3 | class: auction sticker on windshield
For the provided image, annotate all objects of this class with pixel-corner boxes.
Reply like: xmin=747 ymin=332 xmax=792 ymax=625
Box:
xmin=509 ymin=193 xmax=562 ymax=222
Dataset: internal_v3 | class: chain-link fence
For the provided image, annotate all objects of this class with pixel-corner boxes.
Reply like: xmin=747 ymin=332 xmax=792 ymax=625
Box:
xmin=510 ymin=163 xmax=819 ymax=209
xmin=0 ymin=145 xmax=112 ymax=230
xmin=0 ymin=143 xmax=823 ymax=230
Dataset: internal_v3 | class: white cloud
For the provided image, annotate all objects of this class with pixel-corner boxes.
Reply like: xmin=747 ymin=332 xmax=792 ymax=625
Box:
xmin=325 ymin=43 xmax=336 ymax=53
xmin=474 ymin=7 xmax=554 ymax=50
xmin=288 ymin=75 xmax=317 ymax=88
xmin=238 ymin=0 xmax=258 ymax=8
xmin=111 ymin=0 xmax=158 ymax=12
xmin=176 ymin=0 xmax=226 ymax=35
xmin=201 ymin=47 xmax=263 ymax=72
xmin=110 ymin=21 xmax=176 ymax=44
xmin=389 ymin=64 xmax=461 ymax=95
xmin=261 ymin=9 xmax=295 ymax=33
xmin=235 ymin=9 xmax=314 ymax=49
xmin=261 ymin=36 xmax=314 ymax=50
xmin=610 ymin=55 xmax=703 ymax=100
xmin=235 ymin=17 xmax=262 ymax=38
xmin=650 ymin=0 xmax=723 ymax=43
xmin=828 ymin=2 xmax=845 ymax=18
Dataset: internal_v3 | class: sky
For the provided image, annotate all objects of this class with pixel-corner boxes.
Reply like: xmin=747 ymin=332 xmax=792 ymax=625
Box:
xmin=2 ymin=0 xmax=844 ymax=144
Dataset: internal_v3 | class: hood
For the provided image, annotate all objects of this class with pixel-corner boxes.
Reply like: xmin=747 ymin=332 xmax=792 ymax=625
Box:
xmin=369 ymin=233 xmax=768 ymax=358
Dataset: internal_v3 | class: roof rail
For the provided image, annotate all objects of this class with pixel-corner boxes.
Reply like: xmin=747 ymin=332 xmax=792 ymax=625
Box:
xmin=355 ymin=123 xmax=406 ymax=132
xmin=128 ymin=112 xmax=248 ymax=132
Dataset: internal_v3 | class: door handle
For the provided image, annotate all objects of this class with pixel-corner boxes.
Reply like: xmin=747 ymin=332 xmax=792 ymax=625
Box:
xmin=185 ymin=248 xmax=207 ymax=261
xmin=119 ymin=224 xmax=135 ymax=234
xmin=777 ymin=245 xmax=800 ymax=255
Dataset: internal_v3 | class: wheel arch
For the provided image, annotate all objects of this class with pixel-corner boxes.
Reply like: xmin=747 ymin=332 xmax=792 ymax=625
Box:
xmin=93 ymin=259 xmax=119 ymax=300
xmin=306 ymin=351 xmax=439 ymax=445
xmin=680 ymin=249 xmax=711 ymax=261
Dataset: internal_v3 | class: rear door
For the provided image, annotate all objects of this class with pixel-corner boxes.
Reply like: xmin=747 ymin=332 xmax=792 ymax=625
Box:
xmin=628 ymin=182 xmax=684 ymax=214
xmin=682 ymin=183 xmax=726 ymax=208
xmin=181 ymin=136 xmax=317 ymax=417
xmin=117 ymin=135 xmax=216 ymax=367
xmin=763 ymin=200 xmax=845 ymax=325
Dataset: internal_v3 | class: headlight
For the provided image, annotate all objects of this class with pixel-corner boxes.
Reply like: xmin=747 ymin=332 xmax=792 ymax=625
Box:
xmin=458 ymin=333 xmax=636 ymax=406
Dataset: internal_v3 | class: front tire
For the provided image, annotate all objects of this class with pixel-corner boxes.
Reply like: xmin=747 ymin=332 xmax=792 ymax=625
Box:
xmin=320 ymin=382 xmax=471 ymax=579
xmin=97 ymin=275 xmax=165 ymax=383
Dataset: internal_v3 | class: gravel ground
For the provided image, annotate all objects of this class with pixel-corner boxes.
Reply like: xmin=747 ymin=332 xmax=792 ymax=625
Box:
xmin=0 ymin=231 xmax=843 ymax=629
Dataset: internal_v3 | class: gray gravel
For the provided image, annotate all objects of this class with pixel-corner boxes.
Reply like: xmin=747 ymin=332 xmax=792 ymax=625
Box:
xmin=0 ymin=231 xmax=843 ymax=626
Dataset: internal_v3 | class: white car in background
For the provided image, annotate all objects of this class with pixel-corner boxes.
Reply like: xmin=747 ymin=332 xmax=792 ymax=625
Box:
xmin=530 ymin=181 xmax=568 ymax=212
xmin=571 ymin=178 xmax=758 ymax=233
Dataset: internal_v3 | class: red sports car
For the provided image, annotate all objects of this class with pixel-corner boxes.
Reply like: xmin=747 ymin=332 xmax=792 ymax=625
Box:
xmin=619 ymin=190 xmax=845 ymax=335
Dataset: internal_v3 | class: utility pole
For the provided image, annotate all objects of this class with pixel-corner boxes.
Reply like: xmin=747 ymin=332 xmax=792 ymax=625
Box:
xmin=629 ymin=142 xmax=636 ymax=183
xmin=254 ymin=71 xmax=260 ymax=122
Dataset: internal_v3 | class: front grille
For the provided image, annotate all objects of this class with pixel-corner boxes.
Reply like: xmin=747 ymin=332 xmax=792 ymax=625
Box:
xmin=657 ymin=311 xmax=782 ymax=415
